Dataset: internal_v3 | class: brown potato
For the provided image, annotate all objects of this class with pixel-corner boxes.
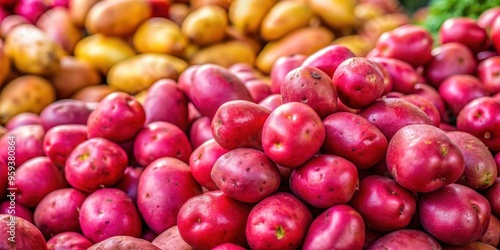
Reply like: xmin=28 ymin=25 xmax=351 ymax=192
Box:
xmin=260 ymin=1 xmax=313 ymax=41
xmin=0 ymin=75 xmax=56 ymax=125
xmin=169 ymin=3 xmax=190 ymax=26
xmin=71 ymin=85 xmax=116 ymax=103
xmin=85 ymin=0 xmax=152 ymax=36
xmin=331 ymin=35 xmax=375 ymax=57
xmin=190 ymin=40 xmax=256 ymax=68
xmin=107 ymin=53 xmax=188 ymax=94
xmin=225 ymin=26 xmax=263 ymax=53
xmin=229 ymin=0 xmax=277 ymax=35
xmin=0 ymin=15 xmax=29 ymax=38
xmin=0 ymin=40 xmax=10 ymax=87
xmin=51 ymin=56 xmax=103 ymax=99
xmin=4 ymin=24 xmax=63 ymax=75
xmin=133 ymin=17 xmax=188 ymax=56
xmin=74 ymin=34 xmax=136 ymax=75
xmin=69 ymin=0 xmax=101 ymax=27
xmin=190 ymin=0 xmax=232 ymax=11
xmin=36 ymin=7 xmax=84 ymax=53
xmin=181 ymin=5 xmax=228 ymax=46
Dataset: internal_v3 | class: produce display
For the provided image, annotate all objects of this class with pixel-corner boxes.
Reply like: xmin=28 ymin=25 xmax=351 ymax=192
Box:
xmin=0 ymin=0 xmax=500 ymax=249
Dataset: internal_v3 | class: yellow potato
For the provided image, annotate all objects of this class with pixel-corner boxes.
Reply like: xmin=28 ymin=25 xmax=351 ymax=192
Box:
xmin=331 ymin=35 xmax=375 ymax=57
xmin=69 ymin=0 xmax=101 ymax=27
xmin=134 ymin=90 xmax=148 ymax=105
xmin=225 ymin=26 xmax=263 ymax=53
xmin=361 ymin=13 xmax=410 ymax=40
xmin=107 ymin=53 xmax=188 ymax=94
xmin=229 ymin=0 xmax=277 ymax=35
xmin=255 ymin=27 xmax=334 ymax=74
xmin=4 ymin=24 xmax=63 ymax=76
xmin=51 ymin=56 xmax=103 ymax=99
xmin=0 ymin=40 xmax=10 ymax=87
xmin=354 ymin=3 xmax=386 ymax=21
xmin=133 ymin=18 xmax=188 ymax=56
xmin=85 ymin=0 xmax=152 ymax=36
xmin=306 ymin=0 xmax=359 ymax=30
xmin=181 ymin=5 xmax=228 ymax=46
xmin=36 ymin=7 xmax=84 ymax=53
xmin=190 ymin=40 xmax=256 ymax=68
xmin=0 ymin=75 xmax=56 ymax=125
xmin=169 ymin=3 xmax=190 ymax=26
xmin=260 ymin=1 xmax=313 ymax=41
xmin=190 ymin=0 xmax=232 ymax=11
xmin=74 ymin=34 xmax=136 ymax=75
xmin=71 ymin=85 xmax=116 ymax=103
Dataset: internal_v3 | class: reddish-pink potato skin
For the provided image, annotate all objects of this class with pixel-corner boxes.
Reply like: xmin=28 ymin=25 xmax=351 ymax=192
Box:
xmin=177 ymin=190 xmax=252 ymax=250
xmin=0 ymin=214 xmax=47 ymax=250
xmin=5 ymin=112 xmax=41 ymax=130
xmin=456 ymin=97 xmax=500 ymax=153
xmin=46 ymin=232 xmax=93 ymax=250
xmin=211 ymin=148 xmax=281 ymax=203
xmin=0 ymin=160 xmax=7 ymax=199
xmin=439 ymin=17 xmax=489 ymax=53
xmin=133 ymin=121 xmax=193 ymax=166
xmin=212 ymin=243 xmax=247 ymax=250
xmin=370 ymin=56 xmax=421 ymax=94
xmin=0 ymin=201 xmax=34 ymax=224
xmin=479 ymin=214 xmax=500 ymax=248
xmin=39 ymin=99 xmax=92 ymax=132
xmin=0 ymin=124 xmax=45 ymax=167
xmin=178 ymin=65 xmax=199 ymax=95
xmin=438 ymin=74 xmax=490 ymax=115
xmin=258 ymin=94 xmax=282 ymax=111
xmin=281 ymin=65 xmax=337 ymax=118
xmin=289 ymin=154 xmax=359 ymax=208
xmin=79 ymin=188 xmax=143 ymax=243
xmin=358 ymin=98 xmax=432 ymax=140
xmin=87 ymin=92 xmax=146 ymax=143
xmin=144 ymin=79 xmax=189 ymax=132
xmin=349 ymin=175 xmax=416 ymax=232
xmin=301 ymin=45 xmax=355 ymax=77
xmin=43 ymin=124 xmax=88 ymax=167
xmin=482 ymin=177 xmax=500 ymax=217
xmin=442 ymin=242 xmax=497 ymax=250
xmin=113 ymin=166 xmax=144 ymax=205
xmin=366 ymin=229 xmax=442 ymax=250
xmin=419 ymin=183 xmax=491 ymax=245
xmin=399 ymin=95 xmax=441 ymax=127
xmin=152 ymin=225 xmax=193 ymax=250
xmin=446 ymin=131 xmax=498 ymax=190
xmin=302 ymin=204 xmax=365 ymax=250
xmin=244 ymin=79 xmax=273 ymax=103
xmin=34 ymin=188 xmax=87 ymax=238
xmin=386 ymin=124 xmax=465 ymax=193
xmin=211 ymin=100 xmax=271 ymax=150
xmin=189 ymin=116 xmax=214 ymax=150
xmin=322 ymin=112 xmax=388 ymax=169
xmin=65 ymin=138 xmax=128 ymax=193
xmin=246 ymin=192 xmax=313 ymax=250
xmin=87 ymin=236 xmax=161 ymax=250
xmin=189 ymin=139 xmax=229 ymax=191
xmin=412 ymin=83 xmax=447 ymax=118
xmin=138 ymin=157 xmax=202 ymax=234
xmin=261 ymin=102 xmax=325 ymax=168
xmin=270 ymin=54 xmax=307 ymax=94
xmin=477 ymin=56 xmax=500 ymax=94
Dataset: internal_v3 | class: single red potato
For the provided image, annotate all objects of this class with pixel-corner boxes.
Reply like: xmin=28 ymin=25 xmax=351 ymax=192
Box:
xmin=39 ymin=99 xmax=92 ymax=132
xmin=270 ymin=54 xmax=306 ymax=94
xmin=370 ymin=57 xmax=421 ymax=94
xmin=113 ymin=166 xmax=144 ymax=205
xmin=178 ymin=65 xmax=199 ymax=95
xmin=438 ymin=74 xmax=490 ymax=115
xmin=43 ymin=124 xmax=88 ymax=167
xmin=412 ymin=83 xmax=447 ymax=119
xmin=477 ymin=6 xmax=500 ymax=28
xmin=0 ymin=200 xmax=34 ymax=224
xmin=87 ymin=235 xmax=161 ymax=250
xmin=439 ymin=17 xmax=489 ymax=53
xmin=46 ymin=232 xmax=93 ymax=250
xmin=189 ymin=116 xmax=213 ymax=150
xmin=366 ymin=229 xmax=442 ymax=250
xmin=258 ymin=94 xmax=282 ymax=111
xmin=189 ymin=139 xmax=229 ymax=191
xmin=477 ymin=56 xmax=500 ymax=94
xmin=212 ymin=243 xmax=247 ymax=250
xmin=479 ymin=214 xmax=500 ymax=248
xmin=152 ymin=225 xmax=194 ymax=250
xmin=482 ymin=177 xmax=500 ymax=217
xmin=442 ymin=242 xmax=497 ymax=250
xmin=244 ymin=79 xmax=273 ymax=103
xmin=0 ymin=124 xmax=45 ymax=167
xmin=0 ymin=214 xmax=47 ymax=250
xmin=399 ymin=94 xmax=441 ymax=127
xmin=301 ymin=44 xmax=355 ymax=77
xmin=5 ymin=112 xmax=41 ymax=130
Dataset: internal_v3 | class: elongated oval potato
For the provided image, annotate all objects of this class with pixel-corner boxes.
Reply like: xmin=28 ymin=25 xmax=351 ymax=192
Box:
xmin=71 ymin=85 xmax=117 ymax=103
xmin=107 ymin=53 xmax=188 ymax=94
xmin=190 ymin=40 xmax=256 ymax=68
xmin=4 ymin=24 xmax=63 ymax=75
xmin=74 ymin=34 xmax=136 ymax=75
xmin=37 ymin=7 xmax=84 ymax=53
xmin=0 ymin=40 xmax=10 ymax=87
xmin=85 ymin=0 xmax=152 ymax=36
xmin=69 ymin=0 xmax=101 ymax=27
xmin=0 ymin=75 xmax=56 ymax=125
xmin=133 ymin=17 xmax=188 ymax=56
xmin=260 ymin=1 xmax=313 ymax=41
xmin=229 ymin=0 xmax=277 ymax=35
xmin=256 ymin=27 xmax=334 ymax=74
xmin=331 ymin=35 xmax=374 ymax=57
xmin=181 ymin=5 xmax=228 ymax=46
xmin=307 ymin=0 xmax=359 ymax=29
xmin=50 ymin=56 xmax=102 ymax=99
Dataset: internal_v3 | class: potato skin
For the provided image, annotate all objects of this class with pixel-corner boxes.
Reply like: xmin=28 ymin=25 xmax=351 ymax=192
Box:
xmin=0 ymin=124 xmax=45 ymax=167
xmin=71 ymin=85 xmax=116 ymax=103
xmin=260 ymin=1 xmax=313 ymax=41
xmin=46 ymin=232 xmax=93 ymax=250
xmin=0 ymin=214 xmax=47 ymax=250
xmin=50 ymin=56 xmax=102 ymax=98
xmin=366 ymin=229 xmax=442 ymax=250
xmin=43 ymin=124 xmax=88 ymax=167
xmin=152 ymin=225 xmax=193 ymax=250
xmin=0 ymin=75 xmax=56 ymax=125
xmin=229 ymin=0 xmax=277 ymax=35
xmin=36 ymin=7 xmax=83 ymax=53
xmin=133 ymin=17 xmax=188 ymax=56
xmin=0 ymin=40 xmax=10 ymax=87
xmin=181 ymin=5 xmax=227 ymax=46
xmin=69 ymin=0 xmax=100 ymax=27
xmin=88 ymin=236 xmax=161 ymax=250
xmin=190 ymin=40 xmax=256 ymax=69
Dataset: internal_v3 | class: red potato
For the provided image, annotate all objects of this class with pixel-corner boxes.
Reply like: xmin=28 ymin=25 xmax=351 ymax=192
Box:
xmin=46 ymin=232 xmax=93 ymax=250
xmin=246 ymin=192 xmax=313 ymax=250
xmin=370 ymin=57 xmax=420 ymax=94
xmin=446 ymin=131 xmax=498 ymax=190
xmin=374 ymin=61 xmax=393 ymax=95
xmin=438 ymin=75 xmax=490 ymax=115
xmin=281 ymin=65 xmax=337 ymax=118
xmin=0 ymin=124 xmax=45 ymax=167
xmin=65 ymin=137 xmax=128 ymax=193
xmin=79 ymin=188 xmax=142 ymax=243
xmin=477 ymin=50 xmax=499 ymax=61
xmin=143 ymin=79 xmax=189 ymax=132
xmin=439 ymin=17 xmax=489 ymax=53
xmin=419 ymin=183 xmax=491 ymax=245
xmin=39 ymin=99 xmax=93 ymax=132
xmin=212 ymin=100 xmax=271 ymax=150
xmin=442 ymin=242 xmax=497 ymax=250
xmin=211 ymin=148 xmax=281 ymax=203
xmin=177 ymin=190 xmax=252 ymax=249
xmin=228 ymin=63 xmax=256 ymax=74
xmin=301 ymin=44 xmax=355 ymax=77
xmin=134 ymin=121 xmax=192 ymax=166
xmin=456 ymin=97 xmax=500 ymax=153
xmin=138 ymin=157 xmax=202 ymax=234
xmin=5 ymin=112 xmax=41 ymax=130
xmin=363 ymin=228 xmax=384 ymax=249
xmin=412 ymin=83 xmax=447 ymax=119
xmin=177 ymin=65 xmax=199 ymax=95
xmin=184 ymin=64 xmax=254 ymax=119
xmin=16 ymin=156 xmax=68 ymax=208
xmin=477 ymin=56 xmax=500 ymax=94
xmin=482 ymin=177 xmax=500 ymax=217
xmin=152 ymin=225 xmax=194 ymax=250
xmin=358 ymin=98 xmax=432 ymax=140
xmin=36 ymin=7 xmax=83 ymax=52
xmin=244 ymin=79 xmax=272 ymax=103
xmin=0 ymin=214 xmax=47 ymax=250
xmin=399 ymin=94 xmax=441 ymax=127
xmin=0 ymin=160 xmax=6 ymax=198
xmin=302 ymin=204 xmax=364 ymax=250
xmin=262 ymin=102 xmax=325 ymax=168
xmin=496 ymin=152 xmax=500 ymax=172
xmin=366 ymin=229 xmax=442 ymax=250
xmin=289 ymin=154 xmax=359 ymax=208
xmin=258 ymin=94 xmax=282 ymax=111
xmin=141 ymin=227 xmax=158 ymax=242
xmin=87 ymin=236 xmax=161 ymax=250
xmin=0 ymin=200 xmax=34 ymax=224
xmin=14 ymin=0 xmax=49 ymax=24
xmin=190 ymin=139 xmax=229 ymax=191
xmin=424 ymin=43 xmax=477 ymax=88
xmin=87 ymin=92 xmax=146 ymax=143
xmin=189 ymin=116 xmax=213 ymax=150
xmin=349 ymin=175 xmax=417 ymax=232
xmin=336 ymin=98 xmax=361 ymax=114
xmin=477 ymin=6 xmax=500 ymax=29
xmin=332 ymin=57 xmax=385 ymax=109
xmin=479 ymin=214 xmax=500 ymax=248
xmin=34 ymin=188 xmax=86 ymax=238
xmin=322 ymin=112 xmax=388 ymax=169
xmin=212 ymin=243 xmax=247 ymax=250
xmin=113 ymin=166 xmax=144 ymax=205
xmin=270 ymin=54 xmax=307 ymax=94
xmin=43 ymin=124 xmax=87 ymax=167
xmin=491 ymin=16 xmax=500 ymax=53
